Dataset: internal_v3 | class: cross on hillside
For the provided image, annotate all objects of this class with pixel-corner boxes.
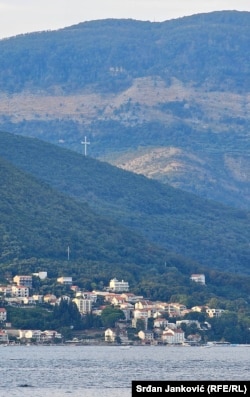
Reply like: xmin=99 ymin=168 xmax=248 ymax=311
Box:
xmin=81 ymin=136 xmax=90 ymax=156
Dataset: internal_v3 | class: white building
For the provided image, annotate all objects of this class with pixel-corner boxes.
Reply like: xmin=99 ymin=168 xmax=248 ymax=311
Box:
xmin=75 ymin=292 xmax=97 ymax=303
xmin=32 ymin=271 xmax=47 ymax=280
xmin=19 ymin=329 xmax=42 ymax=342
xmin=120 ymin=293 xmax=144 ymax=303
xmin=190 ymin=274 xmax=206 ymax=285
xmin=57 ymin=276 xmax=73 ymax=285
xmin=162 ymin=328 xmax=185 ymax=344
xmin=41 ymin=330 xmax=62 ymax=342
xmin=138 ymin=330 xmax=154 ymax=343
xmin=11 ymin=285 xmax=29 ymax=298
xmin=105 ymin=328 xmax=117 ymax=342
xmin=73 ymin=297 xmax=92 ymax=314
xmin=32 ymin=295 xmax=44 ymax=303
xmin=206 ymin=308 xmax=225 ymax=318
xmin=13 ymin=275 xmax=32 ymax=288
xmin=154 ymin=317 xmax=168 ymax=328
xmin=108 ymin=278 xmax=129 ymax=292
xmin=23 ymin=297 xmax=36 ymax=305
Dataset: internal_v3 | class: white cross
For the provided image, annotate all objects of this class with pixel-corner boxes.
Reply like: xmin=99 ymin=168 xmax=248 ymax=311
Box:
xmin=81 ymin=136 xmax=90 ymax=156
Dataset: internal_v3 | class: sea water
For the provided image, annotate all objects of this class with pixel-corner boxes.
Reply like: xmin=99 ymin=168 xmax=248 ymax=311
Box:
xmin=0 ymin=344 xmax=249 ymax=397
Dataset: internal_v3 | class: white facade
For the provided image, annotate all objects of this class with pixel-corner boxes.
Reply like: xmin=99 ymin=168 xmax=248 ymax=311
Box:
xmin=19 ymin=329 xmax=42 ymax=341
xmin=162 ymin=328 xmax=185 ymax=344
xmin=33 ymin=271 xmax=47 ymax=280
xmin=73 ymin=297 xmax=92 ymax=313
xmin=57 ymin=276 xmax=72 ymax=285
xmin=109 ymin=278 xmax=129 ymax=292
xmin=154 ymin=318 xmax=168 ymax=328
xmin=11 ymin=285 xmax=29 ymax=297
xmin=206 ymin=308 xmax=225 ymax=318
xmin=41 ymin=330 xmax=62 ymax=341
xmin=104 ymin=328 xmax=116 ymax=342
xmin=138 ymin=330 xmax=154 ymax=342
xmin=23 ymin=297 xmax=36 ymax=305
xmin=13 ymin=275 xmax=32 ymax=288
xmin=190 ymin=274 xmax=206 ymax=285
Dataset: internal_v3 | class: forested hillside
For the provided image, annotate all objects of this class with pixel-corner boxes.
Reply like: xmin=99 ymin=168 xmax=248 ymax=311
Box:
xmin=0 ymin=130 xmax=249 ymax=276
xmin=1 ymin=152 xmax=250 ymax=304
xmin=0 ymin=11 xmax=249 ymax=93
xmin=0 ymin=11 xmax=249 ymax=209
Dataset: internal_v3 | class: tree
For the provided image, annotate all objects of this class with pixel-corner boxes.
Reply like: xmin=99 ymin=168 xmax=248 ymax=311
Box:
xmin=136 ymin=319 xmax=145 ymax=332
xmin=101 ymin=306 xmax=125 ymax=328
xmin=52 ymin=299 xmax=82 ymax=329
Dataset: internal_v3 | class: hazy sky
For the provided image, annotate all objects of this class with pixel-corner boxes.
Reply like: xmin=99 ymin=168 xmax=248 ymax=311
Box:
xmin=0 ymin=0 xmax=250 ymax=39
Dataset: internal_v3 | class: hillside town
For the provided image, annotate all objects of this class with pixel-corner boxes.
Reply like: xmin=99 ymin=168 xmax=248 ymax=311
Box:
xmin=0 ymin=272 xmax=227 ymax=346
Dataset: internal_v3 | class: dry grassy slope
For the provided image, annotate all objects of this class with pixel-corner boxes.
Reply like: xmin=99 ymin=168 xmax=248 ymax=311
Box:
xmin=1 ymin=77 xmax=249 ymax=125
xmin=1 ymin=76 xmax=249 ymax=208
xmin=108 ymin=147 xmax=249 ymax=194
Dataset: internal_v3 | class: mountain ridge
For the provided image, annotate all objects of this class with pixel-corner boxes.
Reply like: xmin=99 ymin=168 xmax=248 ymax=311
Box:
xmin=0 ymin=130 xmax=249 ymax=276
xmin=1 ymin=135 xmax=250 ymax=303
xmin=0 ymin=11 xmax=249 ymax=209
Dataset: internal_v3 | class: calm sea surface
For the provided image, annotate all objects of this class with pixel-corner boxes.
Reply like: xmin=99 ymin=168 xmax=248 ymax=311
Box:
xmin=0 ymin=344 xmax=249 ymax=397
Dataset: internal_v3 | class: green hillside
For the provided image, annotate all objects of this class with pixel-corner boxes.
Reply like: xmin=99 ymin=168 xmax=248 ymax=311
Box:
xmin=0 ymin=11 xmax=249 ymax=93
xmin=1 ymin=152 xmax=250 ymax=305
xmin=0 ymin=130 xmax=249 ymax=276
xmin=0 ymin=155 xmax=167 ymax=264
xmin=0 ymin=11 xmax=249 ymax=210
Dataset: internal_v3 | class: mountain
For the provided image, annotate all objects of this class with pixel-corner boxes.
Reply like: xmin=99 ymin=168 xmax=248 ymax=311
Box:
xmin=0 ymin=11 xmax=249 ymax=210
xmin=1 ymin=142 xmax=250 ymax=304
xmin=0 ymin=154 xmax=175 ymax=273
xmin=0 ymin=130 xmax=249 ymax=277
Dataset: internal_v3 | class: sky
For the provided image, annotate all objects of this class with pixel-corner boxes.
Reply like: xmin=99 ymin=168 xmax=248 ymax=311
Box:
xmin=0 ymin=0 xmax=250 ymax=40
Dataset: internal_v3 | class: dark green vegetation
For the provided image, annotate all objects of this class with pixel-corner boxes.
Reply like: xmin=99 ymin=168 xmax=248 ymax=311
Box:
xmin=0 ymin=130 xmax=249 ymax=278
xmin=0 ymin=11 xmax=249 ymax=209
xmin=0 ymin=11 xmax=249 ymax=93
xmin=0 ymin=130 xmax=249 ymax=316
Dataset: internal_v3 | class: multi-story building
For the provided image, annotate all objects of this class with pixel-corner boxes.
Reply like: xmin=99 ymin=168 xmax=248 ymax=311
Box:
xmin=19 ymin=329 xmax=42 ymax=342
xmin=206 ymin=308 xmax=225 ymax=318
xmin=73 ymin=297 xmax=92 ymax=314
xmin=11 ymin=285 xmax=29 ymax=298
xmin=165 ymin=303 xmax=187 ymax=317
xmin=138 ymin=330 xmax=155 ymax=343
xmin=13 ymin=275 xmax=32 ymax=288
xmin=162 ymin=328 xmax=185 ymax=344
xmin=108 ymin=278 xmax=129 ymax=292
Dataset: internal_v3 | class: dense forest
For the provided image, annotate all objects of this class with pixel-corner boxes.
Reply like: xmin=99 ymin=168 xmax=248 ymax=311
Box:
xmin=0 ymin=12 xmax=249 ymax=93
xmin=0 ymin=130 xmax=249 ymax=276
